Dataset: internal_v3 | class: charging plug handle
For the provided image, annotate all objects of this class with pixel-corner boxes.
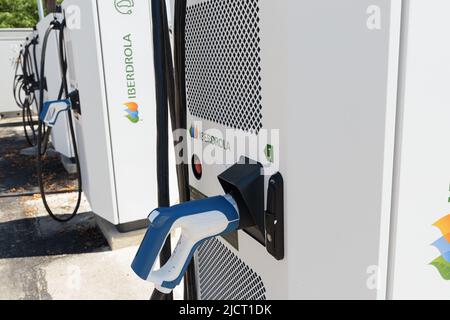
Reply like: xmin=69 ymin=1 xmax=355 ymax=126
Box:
xmin=40 ymin=99 xmax=71 ymax=127
xmin=131 ymin=195 xmax=239 ymax=293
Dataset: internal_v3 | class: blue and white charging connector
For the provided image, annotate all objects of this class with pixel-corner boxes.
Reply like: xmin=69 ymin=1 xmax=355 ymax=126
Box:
xmin=39 ymin=99 xmax=71 ymax=127
xmin=131 ymin=195 xmax=240 ymax=294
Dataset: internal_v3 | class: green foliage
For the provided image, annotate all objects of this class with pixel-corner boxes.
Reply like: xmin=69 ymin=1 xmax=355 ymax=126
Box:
xmin=0 ymin=0 xmax=63 ymax=29
xmin=0 ymin=0 xmax=39 ymax=28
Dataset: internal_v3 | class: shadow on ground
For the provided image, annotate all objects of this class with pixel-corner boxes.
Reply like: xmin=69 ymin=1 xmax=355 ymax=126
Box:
xmin=0 ymin=119 xmax=77 ymax=196
xmin=0 ymin=212 xmax=110 ymax=259
xmin=0 ymin=120 xmax=26 ymax=128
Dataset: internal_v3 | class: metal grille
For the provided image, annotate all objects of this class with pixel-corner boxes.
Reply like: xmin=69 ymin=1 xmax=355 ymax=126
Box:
xmin=185 ymin=0 xmax=263 ymax=134
xmin=197 ymin=238 xmax=267 ymax=300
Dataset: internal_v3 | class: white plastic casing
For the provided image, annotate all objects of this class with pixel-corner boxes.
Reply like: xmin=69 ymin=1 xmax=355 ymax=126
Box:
xmin=188 ymin=0 xmax=450 ymax=300
xmin=62 ymin=0 xmax=178 ymax=225
xmin=0 ymin=29 xmax=31 ymax=115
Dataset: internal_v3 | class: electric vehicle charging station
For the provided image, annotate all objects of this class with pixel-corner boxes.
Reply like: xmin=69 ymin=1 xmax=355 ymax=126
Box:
xmin=25 ymin=29 xmax=39 ymax=115
xmin=61 ymin=0 xmax=177 ymax=230
xmin=35 ymin=13 xmax=76 ymax=160
xmin=1 ymin=0 xmax=450 ymax=304
xmin=135 ymin=0 xmax=401 ymax=300
xmin=12 ymin=30 xmax=41 ymax=147
xmin=0 ymin=29 xmax=31 ymax=117
xmin=132 ymin=0 xmax=450 ymax=300
xmin=387 ymin=0 xmax=450 ymax=300
xmin=183 ymin=0 xmax=403 ymax=300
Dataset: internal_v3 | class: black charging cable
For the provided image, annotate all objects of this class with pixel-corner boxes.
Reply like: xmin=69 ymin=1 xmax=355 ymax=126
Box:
xmin=150 ymin=0 xmax=174 ymax=301
xmin=37 ymin=18 xmax=82 ymax=223
xmin=13 ymin=38 xmax=39 ymax=147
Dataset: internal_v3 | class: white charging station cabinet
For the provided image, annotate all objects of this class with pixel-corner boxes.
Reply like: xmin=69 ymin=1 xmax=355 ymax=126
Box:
xmin=62 ymin=0 xmax=177 ymax=228
xmin=184 ymin=0 xmax=450 ymax=300
xmin=0 ymin=29 xmax=31 ymax=117
xmin=387 ymin=0 xmax=450 ymax=300
xmin=36 ymin=14 xmax=75 ymax=159
xmin=25 ymin=29 xmax=39 ymax=115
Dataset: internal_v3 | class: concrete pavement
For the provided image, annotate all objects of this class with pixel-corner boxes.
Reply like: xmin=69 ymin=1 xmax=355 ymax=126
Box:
xmin=0 ymin=118 xmax=183 ymax=300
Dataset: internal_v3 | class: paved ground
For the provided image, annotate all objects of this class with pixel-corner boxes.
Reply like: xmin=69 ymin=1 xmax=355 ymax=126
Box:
xmin=0 ymin=117 xmax=182 ymax=300
xmin=0 ymin=118 xmax=77 ymax=196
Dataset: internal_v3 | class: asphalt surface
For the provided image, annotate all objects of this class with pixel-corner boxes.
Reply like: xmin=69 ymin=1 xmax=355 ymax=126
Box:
xmin=0 ymin=117 xmax=163 ymax=300
xmin=0 ymin=119 xmax=77 ymax=196
xmin=0 ymin=118 xmax=106 ymax=259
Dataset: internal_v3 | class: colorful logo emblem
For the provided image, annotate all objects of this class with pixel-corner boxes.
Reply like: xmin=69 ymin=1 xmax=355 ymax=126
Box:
xmin=114 ymin=0 xmax=134 ymax=15
xmin=431 ymin=214 xmax=450 ymax=280
xmin=124 ymin=102 xmax=139 ymax=123
xmin=190 ymin=125 xmax=200 ymax=139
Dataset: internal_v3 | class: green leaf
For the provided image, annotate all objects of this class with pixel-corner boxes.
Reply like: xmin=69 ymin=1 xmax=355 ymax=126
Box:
xmin=126 ymin=115 xmax=139 ymax=123
xmin=430 ymin=256 xmax=450 ymax=280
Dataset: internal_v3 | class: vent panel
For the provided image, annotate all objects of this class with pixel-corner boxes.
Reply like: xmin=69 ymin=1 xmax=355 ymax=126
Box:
xmin=197 ymin=238 xmax=266 ymax=300
xmin=185 ymin=0 xmax=263 ymax=133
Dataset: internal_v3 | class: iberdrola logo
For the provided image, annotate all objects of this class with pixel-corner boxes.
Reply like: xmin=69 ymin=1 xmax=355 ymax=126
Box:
xmin=124 ymin=102 xmax=140 ymax=123
xmin=190 ymin=125 xmax=200 ymax=139
xmin=431 ymin=214 xmax=450 ymax=280
xmin=114 ymin=0 xmax=134 ymax=15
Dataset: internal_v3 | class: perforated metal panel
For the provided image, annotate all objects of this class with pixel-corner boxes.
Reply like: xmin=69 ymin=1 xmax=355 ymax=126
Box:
xmin=185 ymin=0 xmax=263 ymax=133
xmin=197 ymin=238 xmax=267 ymax=300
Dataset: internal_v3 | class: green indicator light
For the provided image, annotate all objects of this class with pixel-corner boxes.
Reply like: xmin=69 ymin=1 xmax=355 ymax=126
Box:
xmin=265 ymin=144 xmax=274 ymax=163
